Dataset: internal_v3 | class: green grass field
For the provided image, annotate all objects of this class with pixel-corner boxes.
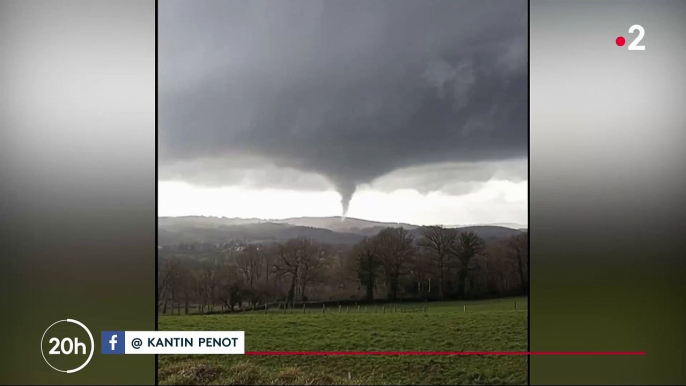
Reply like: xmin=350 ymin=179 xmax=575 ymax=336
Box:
xmin=159 ymin=297 xmax=528 ymax=385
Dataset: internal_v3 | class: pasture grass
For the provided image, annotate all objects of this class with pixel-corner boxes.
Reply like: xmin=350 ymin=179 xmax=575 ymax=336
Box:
xmin=159 ymin=297 xmax=527 ymax=385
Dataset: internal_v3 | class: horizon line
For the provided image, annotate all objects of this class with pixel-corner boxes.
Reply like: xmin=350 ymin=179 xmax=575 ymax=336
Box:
xmin=157 ymin=214 xmax=528 ymax=228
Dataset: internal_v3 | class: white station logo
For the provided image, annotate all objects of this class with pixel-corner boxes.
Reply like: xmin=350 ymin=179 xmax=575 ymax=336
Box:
xmin=41 ymin=319 xmax=94 ymax=373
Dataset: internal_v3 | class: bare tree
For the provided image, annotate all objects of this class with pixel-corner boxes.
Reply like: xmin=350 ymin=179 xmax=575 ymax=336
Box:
xmin=262 ymin=244 xmax=276 ymax=286
xmin=158 ymin=257 xmax=184 ymax=314
xmin=234 ymin=244 xmax=265 ymax=305
xmin=274 ymin=237 xmax=320 ymax=308
xmin=178 ymin=264 xmax=196 ymax=315
xmin=197 ymin=257 xmax=224 ymax=313
xmin=452 ymin=231 xmax=486 ymax=299
xmin=408 ymin=246 xmax=433 ymax=298
xmin=297 ymin=243 xmax=329 ymax=301
xmin=236 ymin=245 xmax=263 ymax=289
xmin=350 ymin=237 xmax=382 ymax=301
xmin=331 ymin=248 xmax=353 ymax=292
xmin=418 ymin=226 xmax=457 ymax=300
xmin=376 ymin=227 xmax=415 ymax=301
xmin=159 ymin=229 xmax=527 ymax=308
xmin=157 ymin=258 xmax=173 ymax=313
xmin=507 ymin=232 xmax=528 ymax=294
xmin=217 ymin=264 xmax=245 ymax=312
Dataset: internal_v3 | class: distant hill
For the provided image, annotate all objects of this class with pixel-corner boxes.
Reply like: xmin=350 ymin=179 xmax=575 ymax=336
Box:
xmin=158 ymin=221 xmax=364 ymax=246
xmin=409 ymin=226 xmax=522 ymax=242
xmin=271 ymin=216 xmax=418 ymax=234
xmin=158 ymin=216 xmax=523 ymax=246
xmin=444 ymin=222 xmax=527 ymax=230
xmin=157 ymin=216 xmax=264 ymax=228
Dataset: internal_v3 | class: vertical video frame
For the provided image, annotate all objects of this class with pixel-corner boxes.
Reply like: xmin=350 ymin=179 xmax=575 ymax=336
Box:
xmin=158 ymin=1 xmax=528 ymax=384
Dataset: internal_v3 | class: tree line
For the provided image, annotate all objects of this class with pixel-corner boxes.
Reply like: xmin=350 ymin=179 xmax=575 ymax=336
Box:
xmin=158 ymin=227 xmax=528 ymax=314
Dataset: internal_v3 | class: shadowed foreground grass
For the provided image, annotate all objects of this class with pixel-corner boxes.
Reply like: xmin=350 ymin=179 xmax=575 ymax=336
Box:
xmin=159 ymin=298 xmax=527 ymax=385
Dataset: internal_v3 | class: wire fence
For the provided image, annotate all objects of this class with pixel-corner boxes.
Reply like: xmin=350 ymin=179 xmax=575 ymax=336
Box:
xmin=160 ymin=298 xmax=527 ymax=316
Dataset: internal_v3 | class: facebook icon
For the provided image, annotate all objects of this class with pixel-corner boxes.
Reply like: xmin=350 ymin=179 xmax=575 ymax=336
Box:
xmin=101 ymin=331 xmax=126 ymax=354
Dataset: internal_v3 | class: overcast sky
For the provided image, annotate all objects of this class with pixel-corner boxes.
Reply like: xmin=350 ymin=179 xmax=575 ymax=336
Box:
xmin=158 ymin=0 xmax=528 ymax=226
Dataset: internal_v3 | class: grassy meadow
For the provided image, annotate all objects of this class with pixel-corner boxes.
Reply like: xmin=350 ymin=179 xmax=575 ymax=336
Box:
xmin=159 ymin=297 xmax=527 ymax=385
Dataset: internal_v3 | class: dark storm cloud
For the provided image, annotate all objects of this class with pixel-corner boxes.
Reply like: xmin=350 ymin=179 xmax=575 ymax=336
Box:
xmin=159 ymin=0 xmax=528 ymax=215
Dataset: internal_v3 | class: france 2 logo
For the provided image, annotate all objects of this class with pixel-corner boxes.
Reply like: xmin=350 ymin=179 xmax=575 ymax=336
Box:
xmin=616 ymin=25 xmax=645 ymax=50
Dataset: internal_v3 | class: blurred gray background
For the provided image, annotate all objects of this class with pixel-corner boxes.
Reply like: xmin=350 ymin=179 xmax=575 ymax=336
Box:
xmin=0 ymin=0 xmax=155 ymax=384
xmin=531 ymin=1 xmax=686 ymax=384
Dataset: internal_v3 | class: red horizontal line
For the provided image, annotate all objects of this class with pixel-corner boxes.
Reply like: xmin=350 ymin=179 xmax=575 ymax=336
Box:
xmin=245 ymin=351 xmax=645 ymax=356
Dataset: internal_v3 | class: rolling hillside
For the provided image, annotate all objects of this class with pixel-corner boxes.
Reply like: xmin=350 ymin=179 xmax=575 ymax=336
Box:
xmin=158 ymin=216 xmax=524 ymax=246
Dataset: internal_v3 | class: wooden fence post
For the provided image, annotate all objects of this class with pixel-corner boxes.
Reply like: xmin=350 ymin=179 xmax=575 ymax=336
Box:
xmin=303 ymin=304 xmax=306 ymax=314
xmin=322 ymin=304 xmax=325 ymax=314
xmin=382 ymin=306 xmax=385 ymax=313
xmin=339 ymin=304 xmax=341 ymax=313
xmin=358 ymin=305 xmax=360 ymax=313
